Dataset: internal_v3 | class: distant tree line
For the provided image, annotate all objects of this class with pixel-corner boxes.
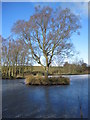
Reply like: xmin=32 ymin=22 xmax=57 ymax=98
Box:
xmin=62 ymin=61 xmax=88 ymax=74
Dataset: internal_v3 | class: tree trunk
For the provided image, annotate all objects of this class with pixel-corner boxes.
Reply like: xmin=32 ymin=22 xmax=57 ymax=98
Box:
xmin=15 ymin=61 xmax=17 ymax=77
xmin=12 ymin=68 xmax=14 ymax=77
xmin=45 ymin=66 xmax=49 ymax=79
xmin=22 ymin=65 xmax=24 ymax=78
xmin=19 ymin=67 xmax=21 ymax=75
xmin=8 ymin=67 xmax=10 ymax=79
xmin=22 ymin=67 xmax=24 ymax=78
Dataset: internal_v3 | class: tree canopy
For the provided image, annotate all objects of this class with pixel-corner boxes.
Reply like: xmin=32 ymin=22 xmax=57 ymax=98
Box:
xmin=11 ymin=6 xmax=81 ymax=76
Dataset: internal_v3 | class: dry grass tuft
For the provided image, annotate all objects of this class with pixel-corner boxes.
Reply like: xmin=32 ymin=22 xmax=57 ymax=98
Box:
xmin=25 ymin=75 xmax=70 ymax=85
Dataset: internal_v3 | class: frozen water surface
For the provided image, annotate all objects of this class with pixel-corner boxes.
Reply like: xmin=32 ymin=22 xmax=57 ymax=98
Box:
xmin=2 ymin=75 xmax=88 ymax=118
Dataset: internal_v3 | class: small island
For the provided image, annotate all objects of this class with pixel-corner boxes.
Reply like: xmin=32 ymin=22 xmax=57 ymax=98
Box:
xmin=25 ymin=75 xmax=70 ymax=85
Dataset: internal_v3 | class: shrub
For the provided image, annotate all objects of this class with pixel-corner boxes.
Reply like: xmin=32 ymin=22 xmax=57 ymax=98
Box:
xmin=36 ymin=72 xmax=43 ymax=76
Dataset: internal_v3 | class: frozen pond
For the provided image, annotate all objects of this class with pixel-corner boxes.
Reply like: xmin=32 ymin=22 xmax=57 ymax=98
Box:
xmin=2 ymin=75 xmax=88 ymax=118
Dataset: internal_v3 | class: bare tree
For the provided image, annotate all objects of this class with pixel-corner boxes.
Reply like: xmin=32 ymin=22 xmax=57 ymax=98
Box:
xmin=12 ymin=6 xmax=81 ymax=78
xmin=2 ymin=36 xmax=31 ymax=78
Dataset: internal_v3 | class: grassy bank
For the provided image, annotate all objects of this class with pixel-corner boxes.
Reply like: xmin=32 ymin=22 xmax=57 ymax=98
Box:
xmin=25 ymin=75 xmax=70 ymax=85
